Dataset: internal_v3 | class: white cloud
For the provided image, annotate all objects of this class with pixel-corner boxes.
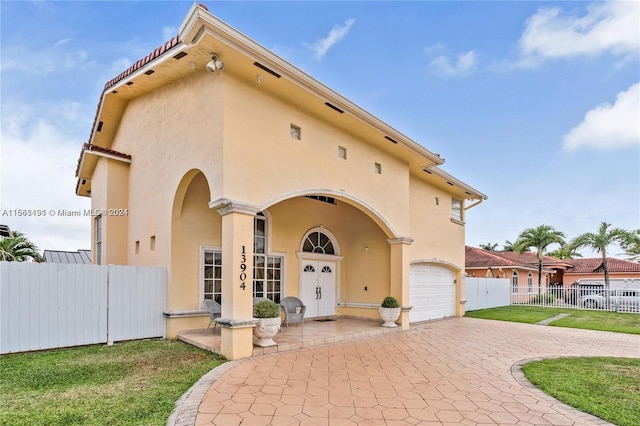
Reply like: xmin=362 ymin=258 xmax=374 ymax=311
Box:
xmin=518 ymin=1 xmax=640 ymax=67
xmin=424 ymin=43 xmax=445 ymax=53
xmin=1 ymin=104 xmax=91 ymax=252
xmin=0 ymin=41 xmax=96 ymax=76
xmin=54 ymin=38 xmax=73 ymax=48
xmin=304 ymin=18 xmax=355 ymax=61
xmin=429 ymin=50 xmax=478 ymax=77
xmin=563 ymin=82 xmax=640 ymax=151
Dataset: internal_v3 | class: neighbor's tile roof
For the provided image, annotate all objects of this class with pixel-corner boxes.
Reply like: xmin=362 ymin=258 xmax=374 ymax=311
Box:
xmin=466 ymin=246 xmax=640 ymax=273
xmin=465 ymin=246 xmax=520 ymax=268
xmin=465 ymin=246 xmax=571 ymax=269
xmin=565 ymin=258 xmax=640 ymax=274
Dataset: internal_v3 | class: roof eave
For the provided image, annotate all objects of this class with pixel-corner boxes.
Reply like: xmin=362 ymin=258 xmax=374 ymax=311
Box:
xmin=178 ymin=5 xmax=446 ymax=168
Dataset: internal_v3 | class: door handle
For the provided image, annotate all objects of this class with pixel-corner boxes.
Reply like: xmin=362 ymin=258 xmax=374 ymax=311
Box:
xmin=316 ymin=287 xmax=319 ymax=300
xmin=319 ymin=287 xmax=322 ymax=299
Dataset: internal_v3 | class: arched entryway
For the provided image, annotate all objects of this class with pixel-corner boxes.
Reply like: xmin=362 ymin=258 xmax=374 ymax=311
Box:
xmin=170 ymin=170 xmax=221 ymax=311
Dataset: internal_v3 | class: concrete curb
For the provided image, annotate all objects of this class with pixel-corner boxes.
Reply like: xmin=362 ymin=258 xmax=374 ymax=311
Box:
xmin=167 ymin=360 xmax=239 ymax=426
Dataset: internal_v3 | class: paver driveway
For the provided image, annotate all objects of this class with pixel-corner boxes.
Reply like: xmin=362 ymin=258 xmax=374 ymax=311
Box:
xmin=191 ymin=318 xmax=639 ymax=425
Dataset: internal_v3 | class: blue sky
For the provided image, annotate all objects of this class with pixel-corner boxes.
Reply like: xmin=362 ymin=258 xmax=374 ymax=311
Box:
xmin=1 ymin=1 xmax=638 ymax=257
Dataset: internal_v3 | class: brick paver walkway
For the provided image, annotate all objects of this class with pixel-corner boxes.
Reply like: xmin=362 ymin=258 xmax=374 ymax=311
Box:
xmin=192 ymin=318 xmax=639 ymax=425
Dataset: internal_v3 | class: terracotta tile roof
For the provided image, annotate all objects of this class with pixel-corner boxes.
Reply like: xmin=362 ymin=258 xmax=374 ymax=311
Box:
xmin=565 ymin=258 xmax=640 ymax=274
xmin=75 ymin=143 xmax=131 ymax=177
xmin=82 ymin=143 xmax=131 ymax=159
xmin=104 ymin=35 xmax=181 ymax=90
xmin=466 ymin=246 xmax=640 ymax=274
xmin=465 ymin=246 xmax=571 ymax=270
xmin=465 ymin=246 xmax=520 ymax=268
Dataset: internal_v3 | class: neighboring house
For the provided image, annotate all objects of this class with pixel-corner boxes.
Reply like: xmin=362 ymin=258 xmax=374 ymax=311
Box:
xmin=465 ymin=246 xmax=640 ymax=291
xmin=558 ymin=258 xmax=640 ymax=288
xmin=74 ymin=4 xmax=486 ymax=359
xmin=43 ymin=249 xmax=92 ymax=264
xmin=464 ymin=246 xmax=561 ymax=295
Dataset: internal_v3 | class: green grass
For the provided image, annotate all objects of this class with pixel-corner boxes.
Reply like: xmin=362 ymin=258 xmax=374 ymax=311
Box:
xmin=0 ymin=339 xmax=225 ymax=426
xmin=465 ymin=306 xmax=640 ymax=334
xmin=522 ymin=357 xmax=640 ymax=426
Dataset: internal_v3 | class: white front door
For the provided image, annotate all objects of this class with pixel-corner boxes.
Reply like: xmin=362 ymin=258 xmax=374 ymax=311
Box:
xmin=301 ymin=260 xmax=336 ymax=317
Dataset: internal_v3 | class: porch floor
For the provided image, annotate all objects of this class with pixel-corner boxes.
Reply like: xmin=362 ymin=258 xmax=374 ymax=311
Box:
xmin=178 ymin=316 xmax=402 ymax=357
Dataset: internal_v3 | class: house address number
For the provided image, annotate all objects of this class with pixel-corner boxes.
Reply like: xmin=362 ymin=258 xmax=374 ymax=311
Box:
xmin=239 ymin=245 xmax=247 ymax=290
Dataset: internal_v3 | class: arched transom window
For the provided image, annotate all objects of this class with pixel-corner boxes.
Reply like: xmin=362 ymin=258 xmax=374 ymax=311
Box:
xmin=303 ymin=231 xmax=335 ymax=255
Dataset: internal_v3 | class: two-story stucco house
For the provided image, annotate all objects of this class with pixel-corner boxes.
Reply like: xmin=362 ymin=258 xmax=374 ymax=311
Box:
xmin=75 ymin=4 xmax=486 ymax=359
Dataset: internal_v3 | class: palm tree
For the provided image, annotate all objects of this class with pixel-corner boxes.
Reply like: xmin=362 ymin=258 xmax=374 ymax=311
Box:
xmin=0 ymin=230 xmax=43 ymax=262
xmin=620 ymin=229 xmax=640 ymax=262
xmin=513 ymin=225 xmax=565 ymax=295
xmin=501 ymin=240 xmax=515 ymax=252
xmin=548 ymin=242 xmax=583 ymax=260
xmin=570 ymin=222 xmax=634 ymax=290
xmin=479 ymin=242 xmax=498 ymax=252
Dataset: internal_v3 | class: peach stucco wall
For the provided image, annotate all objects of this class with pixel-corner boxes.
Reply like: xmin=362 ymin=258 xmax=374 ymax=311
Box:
xmin=90 ymin=67 xmax=472 ymax=335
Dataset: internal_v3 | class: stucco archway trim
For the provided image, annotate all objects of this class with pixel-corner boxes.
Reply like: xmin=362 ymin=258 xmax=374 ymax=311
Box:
xmin=261 ymin=189 xmax=401 ymax=239
xmin=173 ymin=169 xmax=208 ymax=219
xmin=298 ymin=226 xmax=342 ymax=257
xmin=209 ymin=198 xmax=261 ymax=216
xmin=411 ymin=258 xmax=461 ymax=273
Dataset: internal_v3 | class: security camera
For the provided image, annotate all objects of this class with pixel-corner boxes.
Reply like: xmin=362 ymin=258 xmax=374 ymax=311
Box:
xmin=206 ymin=53 xmax=224 ymax=72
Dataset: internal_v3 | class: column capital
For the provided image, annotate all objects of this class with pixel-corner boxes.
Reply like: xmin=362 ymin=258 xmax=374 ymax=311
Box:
xmin=387 ymin=236 xmax=414 ymax=245
xmin=209 ymin=198 xmax=261 ymax=216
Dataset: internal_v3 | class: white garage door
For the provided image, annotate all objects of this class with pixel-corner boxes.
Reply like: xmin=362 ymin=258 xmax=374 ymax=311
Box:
xmin=410 ymin=264 xmax=456 ymax=322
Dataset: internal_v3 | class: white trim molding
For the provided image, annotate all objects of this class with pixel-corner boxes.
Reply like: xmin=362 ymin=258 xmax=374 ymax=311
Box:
xmin=387 ymin=236 xmax=414 ymax=245
xmin=209 ymin=198 xmax=261 ymax=216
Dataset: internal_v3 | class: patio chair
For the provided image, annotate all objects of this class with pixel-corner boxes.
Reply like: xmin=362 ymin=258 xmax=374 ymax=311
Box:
xmin=202 ymin=299 xmax=222 ymax=335
xmin=280 ymin=296 xmax=306 ymax=327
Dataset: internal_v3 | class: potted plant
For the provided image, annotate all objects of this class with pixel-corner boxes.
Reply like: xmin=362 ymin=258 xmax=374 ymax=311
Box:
xmin=253 ymin=299 xmax=281 ymax=347
xmin=379 ymin=296 xmax=401 ymax=327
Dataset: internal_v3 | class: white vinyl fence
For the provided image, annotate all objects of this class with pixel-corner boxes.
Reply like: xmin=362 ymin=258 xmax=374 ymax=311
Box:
xmin=465 ymin=277 xmax=510 ymax=311
xmin=0 ymin=262 xmax=166 ymax=354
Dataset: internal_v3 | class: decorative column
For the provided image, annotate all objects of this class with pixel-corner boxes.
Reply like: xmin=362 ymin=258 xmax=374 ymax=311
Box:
xmin=388 ymin=236 xmax=413 ymax=330
xmin=211 ymin=199 xmax=259 ymax=360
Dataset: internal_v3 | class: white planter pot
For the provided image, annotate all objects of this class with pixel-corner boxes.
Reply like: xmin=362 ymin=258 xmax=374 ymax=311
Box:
xmin=379 ymin=307 xmax=401 ymax=327
xmin=253 ymin=317 xmax=281 ymax=347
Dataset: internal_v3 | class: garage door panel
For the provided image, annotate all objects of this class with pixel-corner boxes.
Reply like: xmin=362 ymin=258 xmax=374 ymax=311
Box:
xmin=410 ymin=264 xmax=455 ymax=322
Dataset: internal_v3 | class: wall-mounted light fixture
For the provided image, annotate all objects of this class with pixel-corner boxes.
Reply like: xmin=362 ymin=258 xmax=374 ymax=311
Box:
xmin=206 ymin=53 xmax=225 ymax=73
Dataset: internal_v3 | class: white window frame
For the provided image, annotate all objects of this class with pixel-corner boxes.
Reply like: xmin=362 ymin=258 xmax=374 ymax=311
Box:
xmin=299 ymin=227 xmax=341 ymax=256
xmin=527 ymin=272 xmax=533 ymax=293
xmin=512 ymin=271 xmax=519 ymax=294
xmin=200 ymin=245 xmax=222 ymax=307
xmin=451 ymin=198 xmax=463 ymax=223
xmin=95 ymin=216 xmax=102 ymax=265
xmin=252 ymin=212 xmax=286 ymax=302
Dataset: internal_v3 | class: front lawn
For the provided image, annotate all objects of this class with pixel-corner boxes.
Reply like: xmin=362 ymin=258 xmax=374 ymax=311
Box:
xmin=0 ymin=339 xmax=225 ymax=426
xmin=522 ymin=357 xmax=640 ymax=426
xmin=465 ymin=306 xmax=640 ymax=334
